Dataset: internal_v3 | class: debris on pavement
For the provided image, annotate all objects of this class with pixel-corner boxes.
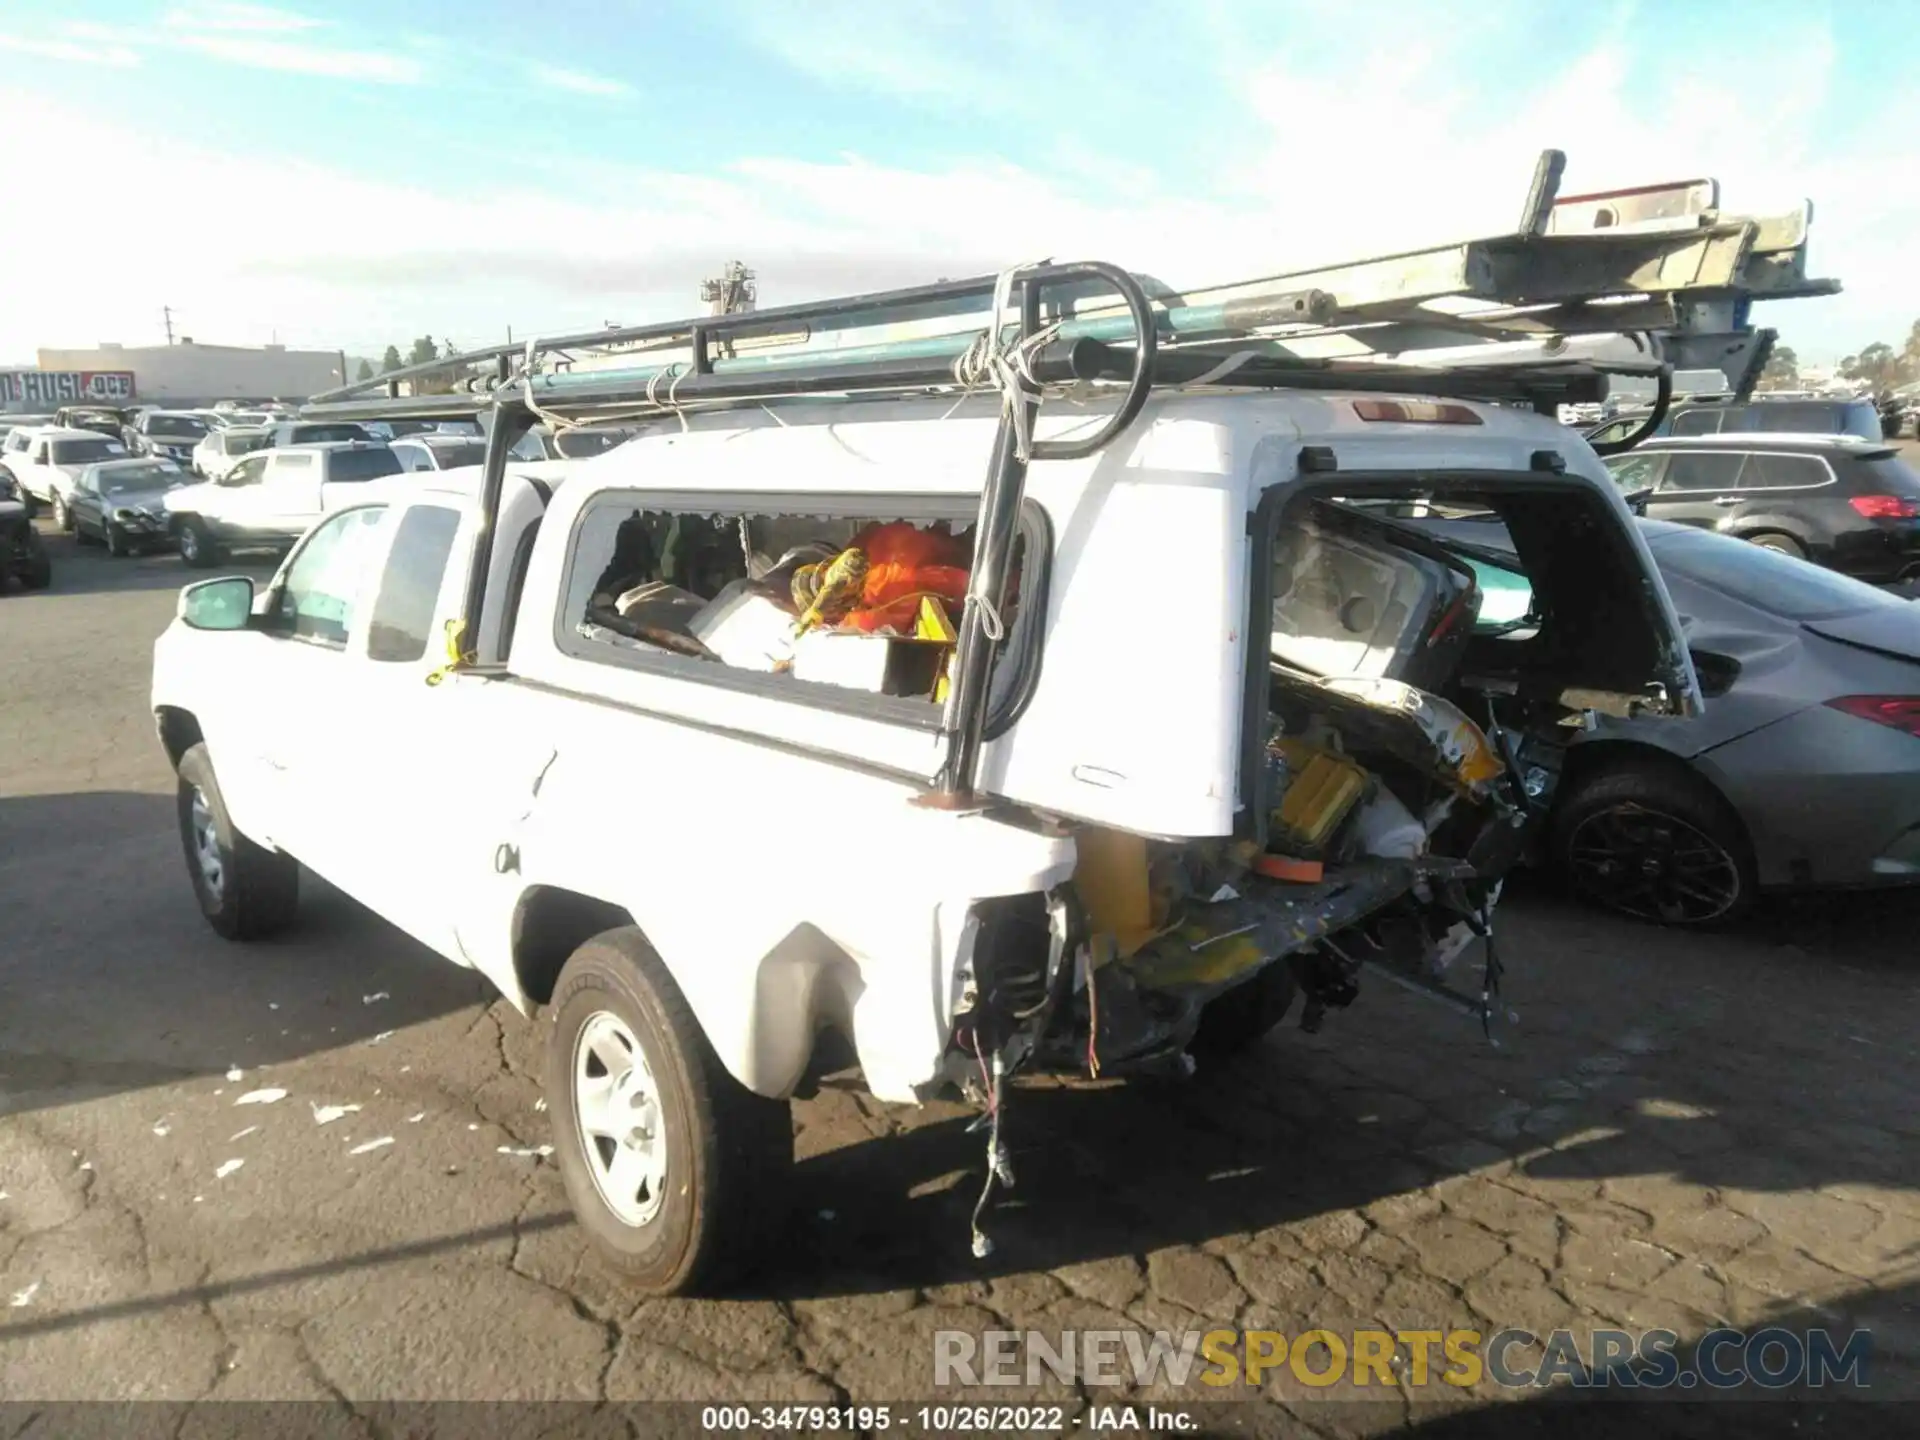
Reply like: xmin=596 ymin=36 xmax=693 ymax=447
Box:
xmin=406 ymin=1113 xmax=426 ymax=1123
xmin=214 ymin=1159 xmax=245 ymax=1180
xmin=348 ymin=1137 xmax=395 ymax=1155
xmin=151 ymin=1122 xmax=170 ymax=1138
xmin=533 ymin=1098 xmax=547 ymax=1112
xmin=9 ymin=1282 xmax=40 ymax=1309
xmin=229 ymin=1126 xmax=260 ymax=1142
xmin=496 ymin=1145 xmax=554 ymax=1159
xmin=367 ymin=1031 xmax=394 ymax=1046
xmin=225 ymin=1067 xmax=244 ymax=1082
xmin=363 ymin=992 xmax=390 ymax=1005
xmin=235 ymin=1087 xmax=288 ymax=1106
xmin=310 ymin=1103 xmax=361 ymax=1126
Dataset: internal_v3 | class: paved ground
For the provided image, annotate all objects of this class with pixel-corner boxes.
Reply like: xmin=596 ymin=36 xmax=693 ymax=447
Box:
xmin=3 ymin=517 xmax=1919 ymax=1436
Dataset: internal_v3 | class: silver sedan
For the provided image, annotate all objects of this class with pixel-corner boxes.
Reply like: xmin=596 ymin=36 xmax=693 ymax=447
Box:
xmin=1420 ymin=516 xmax=1920 ymax=925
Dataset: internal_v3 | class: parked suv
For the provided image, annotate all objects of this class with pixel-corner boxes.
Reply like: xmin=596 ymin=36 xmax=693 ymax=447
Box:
xmin=164 ymin=440 xmax=403 ymax=565
xmin=191 ymin=424 xmax=273 ymax=480
xmin=1586 ymin=393 xmax=1884 ymax=446
xmin=266 ymin=420 xmax=373 ymax=448
xmin=1602 ymin=433 xmax=1920 ymax=584
xmin=126 ymin=410 xmax=212 ymax=467
xmin=1 ymin=426 xmax=131 ymax=521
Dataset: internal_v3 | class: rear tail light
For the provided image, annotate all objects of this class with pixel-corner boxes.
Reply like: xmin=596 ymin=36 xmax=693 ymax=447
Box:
xmin=1352 ymin=399 xmax=1484 ymax=425
xmin=1847 ymin=494 xmax=1920 ymax=519
xmin=1826 ymin=695 xmax=1920 ymax=737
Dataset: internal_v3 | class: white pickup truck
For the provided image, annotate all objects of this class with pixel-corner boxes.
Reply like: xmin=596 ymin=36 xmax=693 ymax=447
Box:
xmin=163 ymin=440 xmax=405 ymax=565
xmin=150 ymin=389 xmax=1701 ymax=1293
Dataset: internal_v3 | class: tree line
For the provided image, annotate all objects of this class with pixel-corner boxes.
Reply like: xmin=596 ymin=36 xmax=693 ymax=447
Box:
xmin=351 ymin=337 xmax=460 ymax=382
xmin=1760 ymin=319 xmax=1920 ymax=393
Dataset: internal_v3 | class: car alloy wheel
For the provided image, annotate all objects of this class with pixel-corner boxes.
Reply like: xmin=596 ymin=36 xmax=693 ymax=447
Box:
xmin=188 ymin=786 xmax=226 ymax=899
xmin=1565 ymin=802 xmax=1744 ymax=925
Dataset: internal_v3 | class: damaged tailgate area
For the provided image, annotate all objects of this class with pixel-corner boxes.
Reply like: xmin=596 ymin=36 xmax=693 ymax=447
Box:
xmin=950 ymin=476 xmax=1690 ymax=1104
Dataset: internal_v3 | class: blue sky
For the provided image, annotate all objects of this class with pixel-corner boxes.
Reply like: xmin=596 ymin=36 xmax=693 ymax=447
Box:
xmin=2 ymin=0 xmax=1913 ymax=366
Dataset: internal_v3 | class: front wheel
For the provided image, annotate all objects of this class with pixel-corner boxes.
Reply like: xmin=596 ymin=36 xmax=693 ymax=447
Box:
xmin=1747 ymin=532 xmax=1807 ymax=561
xmin=1551 ymin=762 xmax=1756 ymax=927
xmin=50 ymin=494 xmax=71 ymax=532
xmin=175 ymin=742 xmax=300 ymax=940
xmin=104 ymin=521 xmax=128 ymax=558
xmin=546 ymin=929 xmax=793 ymax=1295
xmin=177 ymin=517 xmax=221 ymax=568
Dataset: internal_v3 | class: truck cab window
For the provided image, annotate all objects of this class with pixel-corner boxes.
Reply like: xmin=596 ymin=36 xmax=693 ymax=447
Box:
xmin=367 ymin=505 xmax=462 ymax=662
xmin=275 ymin=505 xmax=390 ymax=647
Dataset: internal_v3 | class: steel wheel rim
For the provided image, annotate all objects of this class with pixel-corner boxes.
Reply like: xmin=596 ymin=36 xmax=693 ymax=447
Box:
xmin=180 ymin=527 xmax=198 ymax=560
xmin=572 ymin=1010 xmax=667 ymax=1227
xmin=1567 ymin=801 xmax=1742 ymax=924
xmin=189 ymin=787 xmax=225 ymax=895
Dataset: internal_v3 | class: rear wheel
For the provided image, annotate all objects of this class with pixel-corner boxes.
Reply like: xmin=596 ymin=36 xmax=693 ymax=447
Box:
xmin=178 ymin=517 xmax=221 ymax=568
xmin=175 ymin=742 xmax=300 ymax=940
xmin=546 ymin=928 xmax=793 ymax=1295
xmin=1190 ymin=962 xmax=1301 ymax=1061
xmin=1552 ymin=762 xmax=1756 ymax=927
xmin=1746 ymin=532 xmax=1806 ymax=561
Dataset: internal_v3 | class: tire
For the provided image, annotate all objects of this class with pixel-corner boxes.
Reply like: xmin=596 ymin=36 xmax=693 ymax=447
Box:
xmin=1747 ymin=532 xmax=1806 ymax=561
xmin=1551 ymin=761 xmax=1756 ymax=927
xmin=1190 ymin=962 xmax=1300 ymax=1061
xmin=13 ymin=529 xmax=52 ymax=590
xmin=178 ymin=517 xmax=222 ymax=568
xmin=104 ymin=522 xmax=127 ymax=558
xmin=50 ymin=493 xmax=71 ymax=532
xmin=175 ymin=742 xmax=300 ymax=941
xmin=546 ymin=929 xmax=793 ymax=1295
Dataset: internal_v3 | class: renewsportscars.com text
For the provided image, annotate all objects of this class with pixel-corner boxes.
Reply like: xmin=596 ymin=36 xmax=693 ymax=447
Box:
xmin=934 ymin=1326 xmax=1872 ymax=1391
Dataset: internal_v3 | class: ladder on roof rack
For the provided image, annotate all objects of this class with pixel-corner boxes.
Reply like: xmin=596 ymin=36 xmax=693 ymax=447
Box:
xmin=315 ymin=149 xmax=1836 ymax=806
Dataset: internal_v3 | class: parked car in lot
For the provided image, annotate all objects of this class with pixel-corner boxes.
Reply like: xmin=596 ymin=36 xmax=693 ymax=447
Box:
xmin=1601 ymin=434 xmax=1920 ymax=585
xmin=67 ymin=458 xmax=189 ymax=556
xmin=54 ymin=404 xmax=135 ymax=440
xmin=390 ymin=434 xmax=489 ymax=472
xmin=508 ymin=423 xmax=640 ymax=461
xmin=0 ymin=426 xmax=131 ymax=522
xmin=1585 ymin=392 xmax=1884 ymax=446
xmin=0 ymin=471 xmax=51 ymax=592
xmin=266 ymin=420 xmax=373 ymax=449
xmin=125 ymin=410 xmax=212 ymax=467
xmin=192 ymin=424 xmax=273 ymax=480
xmin=0 ymin=412 xmax=56 ymax=442
xmin=1408 ymin=514 xmax=1920 ymax=925
xmin=163 ymin=440 xmax=403 ymax=566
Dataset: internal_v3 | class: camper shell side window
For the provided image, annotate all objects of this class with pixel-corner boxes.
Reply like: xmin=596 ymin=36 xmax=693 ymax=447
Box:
xmin=554 ymin=489 xmax=1047 ymax=733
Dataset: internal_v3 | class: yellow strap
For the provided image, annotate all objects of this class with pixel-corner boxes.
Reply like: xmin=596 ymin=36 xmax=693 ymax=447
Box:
xmin=425 ymin=617 xmax=473 ymax=687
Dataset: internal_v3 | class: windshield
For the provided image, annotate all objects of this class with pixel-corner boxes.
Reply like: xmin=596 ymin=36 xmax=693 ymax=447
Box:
xmin=148 ymin=416 xmax=209 ymax=439
xmin=51 ymin=438 xmax=127 ymax=464
xmin=101 ymin=463 xmax=180 ymax=494
xmin=556 ymin=428 xmax=636 ymax=459
xmin=426 ymin=440 xmax=487 ymax=468
xmin=327 ymin=448 xmax=404 ymax=483
xmin=1649 ymin=529 xmax=1908 ymax=620
xmin=290 ymin=423 xmax=370 ymax=444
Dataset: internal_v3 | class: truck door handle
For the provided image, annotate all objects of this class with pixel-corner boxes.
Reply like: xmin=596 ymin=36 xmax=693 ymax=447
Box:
xmin=1711 ymin=496 xmax=1741 ymax=506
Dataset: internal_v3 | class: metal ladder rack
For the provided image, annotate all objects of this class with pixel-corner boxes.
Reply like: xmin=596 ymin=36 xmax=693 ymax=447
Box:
xmin=303 ymin=149 xmax=1836 ymax=805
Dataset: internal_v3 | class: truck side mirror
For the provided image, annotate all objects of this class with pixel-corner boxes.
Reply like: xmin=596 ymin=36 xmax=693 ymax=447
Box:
xmin=178 ymin=576 xmax=256 ymax=632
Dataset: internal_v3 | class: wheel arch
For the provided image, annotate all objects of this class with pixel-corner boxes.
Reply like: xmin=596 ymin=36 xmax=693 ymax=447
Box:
xmin=155 ymin=706 xmax=205 ymax=771
xmin=1558 ymin=738 xmax=1746 ymax=829
xmin=511 ymin=884 xmax=635 ymax=1008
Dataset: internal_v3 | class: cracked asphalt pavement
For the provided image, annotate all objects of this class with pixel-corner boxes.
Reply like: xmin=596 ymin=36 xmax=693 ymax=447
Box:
xmin=4 ymin=518 xmax=1919 ymax=1435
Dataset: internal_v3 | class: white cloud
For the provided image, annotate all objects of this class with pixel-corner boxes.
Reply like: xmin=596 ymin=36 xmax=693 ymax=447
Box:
xmin=163 ymin=4 xmax=323 ymax=33
xmin=529 ymin=64 xmax=634 ymax=99
xmin=169 ymin=33 xmax=423 ymax=82
xmin=0 ymin=35 xmax=140 ymax=68
xmin=0 ymin=11 xmax=1910 ymax=366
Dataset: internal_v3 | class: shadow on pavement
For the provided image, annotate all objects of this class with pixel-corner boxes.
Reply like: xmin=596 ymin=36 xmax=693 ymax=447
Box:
xmin=23 ymin=521 xmax=279 ymax=598
xmin=0 ymin=790 xmax=491 ymax=1120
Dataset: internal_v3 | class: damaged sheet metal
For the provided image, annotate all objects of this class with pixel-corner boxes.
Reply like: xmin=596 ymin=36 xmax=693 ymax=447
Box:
xmin=1287 ymin=675 xmax=1506 ymax=798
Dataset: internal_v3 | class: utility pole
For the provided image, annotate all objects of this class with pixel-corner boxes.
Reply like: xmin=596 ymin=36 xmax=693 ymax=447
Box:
xmin=163 ymin=305 xmax=175 ymax=345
